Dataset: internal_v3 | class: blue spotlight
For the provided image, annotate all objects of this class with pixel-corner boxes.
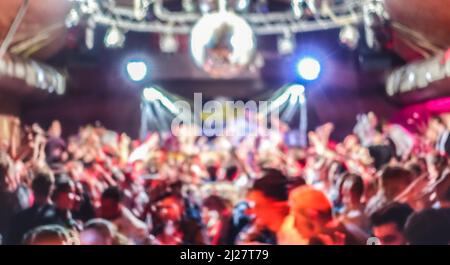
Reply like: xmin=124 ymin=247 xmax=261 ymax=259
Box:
xmin=126 ymin=60 xmax=148 ymax=82
xmin=296 ymin=57 xmax=321 ymax=81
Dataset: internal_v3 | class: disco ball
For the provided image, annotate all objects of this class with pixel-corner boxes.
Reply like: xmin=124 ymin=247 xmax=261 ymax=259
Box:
xmin=190 ymin=11 xmax=256 ymax=78
xmin=339 ymin=25 xmax=360 ymax=50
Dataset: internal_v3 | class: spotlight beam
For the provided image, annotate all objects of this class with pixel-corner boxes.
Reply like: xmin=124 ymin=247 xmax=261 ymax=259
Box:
xmin=281 ymin=102 xmax=297 ymax=122
xmin=144 ymin=103 xmax=159 ymax=133
xmin=155 ymin=101 xmax=173 ymax=132
xmin=265 ymin=84 xmax=308 ymax=147
xmin=150 ymin=102 xmax=168 ymax=132
xmin=140 ymin=102 xmax=149 ymax=139
xmin=143 ymin=87 xmax=180 ymax=115
xmin=299 ymin=93 xmax=308 ymax=146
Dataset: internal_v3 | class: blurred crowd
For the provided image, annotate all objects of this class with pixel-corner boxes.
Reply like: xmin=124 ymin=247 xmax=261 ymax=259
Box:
xmin=0 ymin=112 xmax=449 ymax=245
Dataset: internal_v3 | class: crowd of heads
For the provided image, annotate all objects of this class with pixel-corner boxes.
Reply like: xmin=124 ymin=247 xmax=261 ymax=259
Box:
xmin=0 ymin=112 xmax=449 ymax=245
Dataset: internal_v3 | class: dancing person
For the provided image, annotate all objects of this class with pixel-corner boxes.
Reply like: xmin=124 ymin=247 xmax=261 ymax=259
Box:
xmin=244 ymin=169 xmax=289 ymax=244
xmin=51 ymin=177 xmax=81 ymax=231
xmin=284 ymin=186 xmax=368 ymax=245
xmin=0 ymin=151 xmax=28 ymax=239
xmin=99 ymin=186 xmax=148 ymax=244
xmin=6 ymin=168 xmax=55 ymax=244
xmin=370 ymin=202 xmax=414 ymax=245
xmin=201 ymin=195 xmax=234 ymax=245
xmin=151 ymin=192 xmax=207 ymax=245
xmin=404 ymin=208 xmax=450 ymax=245
xmin=339 ymin=174 xmax=370 ymax=232
xmin=366 ymin=167 xmax=413 ymax=216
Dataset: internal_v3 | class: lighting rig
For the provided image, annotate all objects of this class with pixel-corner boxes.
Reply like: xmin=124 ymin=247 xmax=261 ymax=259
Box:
xmin=65 ymin=0 xmax=387 ymax=78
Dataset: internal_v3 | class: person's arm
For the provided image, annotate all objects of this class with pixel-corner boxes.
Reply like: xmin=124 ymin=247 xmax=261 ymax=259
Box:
xmin=8 ymin=117 xmax=20 ymax=159
xmin=121 ymin=207 xmax=149 ymax=243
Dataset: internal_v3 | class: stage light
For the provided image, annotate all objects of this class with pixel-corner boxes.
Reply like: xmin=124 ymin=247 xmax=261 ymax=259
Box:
xmin=143 ymin=87 xmax=179 ymax=114
xmin=269 ymin=84 xmax=303 ymax=111
xmin=287 ymin=84 xmax=305 ymax=95
xmin=159 ymin=33 xmax=179 ymax=53
xmin=65 ymin=9 xmax=80 ymax=28
xmin=339 ymin=25 xmax=360 ymax=50
xmin=105 ymin=26 xmax=126 ymax=48
xmin=143 ymin=87 xmax=162 ymax=101
xmin=134 ymin=0 xmax=151 ymax=20
xmin=287 ymin=84 xmax=305 ymax=104
xmin=182 ymin=0 xmax=196 ymax=12
xmin=198 ymin=0 xmax=216 ymax=13
xmin=291 ymin=0 xmax=305 ymax=18
xmin=197 ymin=0 xmax=249 ymax=13
xmin=297 ymin=57 xmax=321 ymax=81
xmin=278 ymin=32 xmax=296 ymax=55
xmin=235 ymin=0 xmax=250 ymax=12
xmin=127 ymin=61 xmax=147 ymax=82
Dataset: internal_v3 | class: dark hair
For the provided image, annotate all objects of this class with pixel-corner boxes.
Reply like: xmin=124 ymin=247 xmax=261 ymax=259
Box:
xmin=203 ymin=195 xmax=230 ymax=213
xmin=250 ymin=169 xmax=288 ymax=202
xmin=101 ymin=186 xmax=123 ymax=203
xmin=368 ymin=145 xmax=394 ymax=170
xmin=206 ymin=165 xmax=219 ymax=181
xmin=287 ymin=177 xmax=306 ymax=191
xmin=370 ymin=202 xmax=414 ymax=231
xmin=380 ymin=166 xmax=413 ymax=188
xmin=32 ymin=169 xmax=55 ymax=198
xmin=404 ymin=208 xmax=450 ymax=245
xmin=52 ymin=177 xmax=74 ymax=199
xmin=343 ymin=173 xmax=364 ymax=199
xmin=54 ymin=172 xmax=71 ymax=182
xmin=152 ymin=190 xmax=182 ymax=205
xmin=225 ymin=165 xmax=238 ymax=181
xmin=430 ymin=115 xmax=445 ymax=126
xmin=331 ymin=161 xmax=348 ymax=176
xmin=405 ymin=162 xmax=423 ymax=178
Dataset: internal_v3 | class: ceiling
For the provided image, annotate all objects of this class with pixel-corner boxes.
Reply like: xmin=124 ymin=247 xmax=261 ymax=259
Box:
xmin=0 ymin=0 xmax=70 ymax=59
xmin=1 ymin=0 xmax=449 ymax=61
xmin=385 ymin=0 xmax=450 ymax=51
